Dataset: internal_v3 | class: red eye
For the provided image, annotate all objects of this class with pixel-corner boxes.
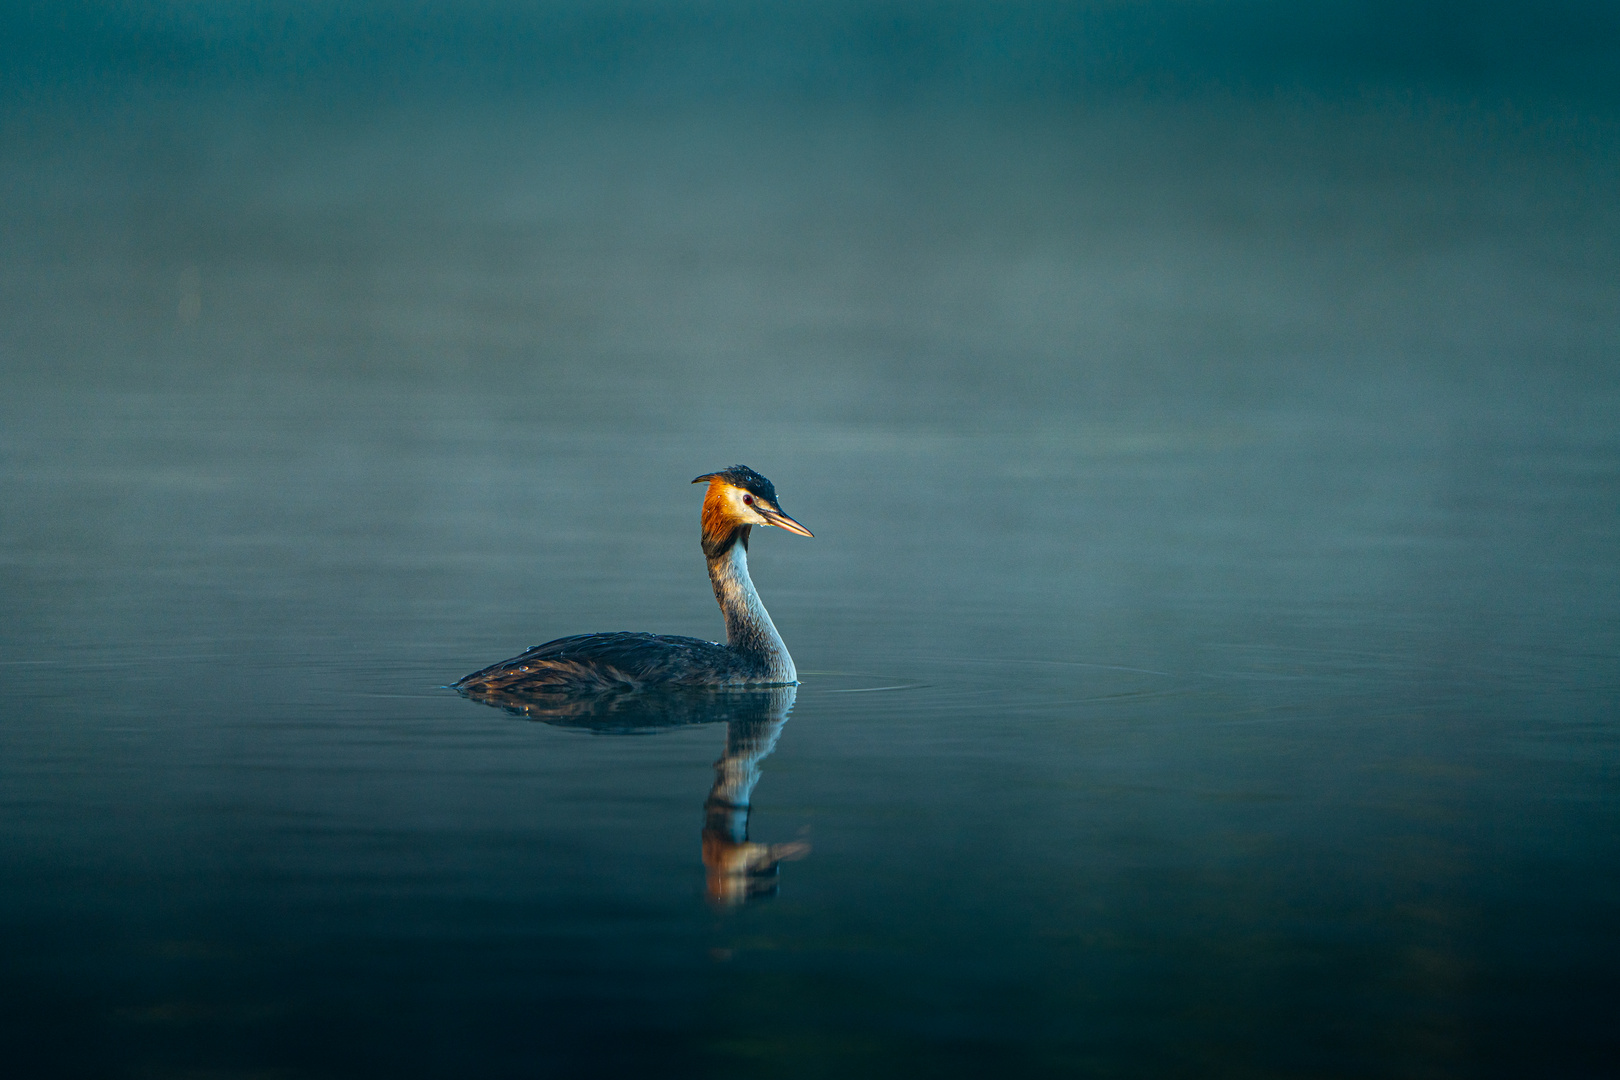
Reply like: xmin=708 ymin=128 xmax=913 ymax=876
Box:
xmin=742 ymin=494 xmax=754 ymax=505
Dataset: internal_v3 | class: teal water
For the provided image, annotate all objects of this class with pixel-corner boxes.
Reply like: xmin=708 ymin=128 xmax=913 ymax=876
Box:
xmin=2 ymin=98 xmax=1617 ymax=1077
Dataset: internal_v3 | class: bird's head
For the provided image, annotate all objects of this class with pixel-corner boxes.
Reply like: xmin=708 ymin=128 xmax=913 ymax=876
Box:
xmin=693 ymin=465 xmax=812 ymax=558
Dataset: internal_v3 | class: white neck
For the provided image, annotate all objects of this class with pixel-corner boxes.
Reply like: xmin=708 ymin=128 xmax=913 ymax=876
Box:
xmin=707 ymin=540 xmax=796 ymax=684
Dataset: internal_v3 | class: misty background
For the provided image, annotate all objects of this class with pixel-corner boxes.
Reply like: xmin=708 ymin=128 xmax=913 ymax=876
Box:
xmin=4 ymin=1 xmax=1617 ymax=673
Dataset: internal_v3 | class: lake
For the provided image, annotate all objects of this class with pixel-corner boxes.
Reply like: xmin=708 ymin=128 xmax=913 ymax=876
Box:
xmin=2 ymin=91 xmax=1617 ymax=1077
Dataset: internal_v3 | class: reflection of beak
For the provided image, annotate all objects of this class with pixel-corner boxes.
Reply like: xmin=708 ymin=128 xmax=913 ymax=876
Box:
xmin=703 ymin=836 xmax=812 ymax=906
xmin=759 ymin=506 xmax=813 ymax=537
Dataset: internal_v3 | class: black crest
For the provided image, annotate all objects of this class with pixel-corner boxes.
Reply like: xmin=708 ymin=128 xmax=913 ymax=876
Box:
xmin=693 ymin=465 xmax=778 ymax=503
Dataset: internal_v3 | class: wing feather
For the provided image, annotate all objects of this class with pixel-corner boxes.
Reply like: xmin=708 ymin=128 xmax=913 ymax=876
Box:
xmin=455 ymin=632 xmax=748 ymax=693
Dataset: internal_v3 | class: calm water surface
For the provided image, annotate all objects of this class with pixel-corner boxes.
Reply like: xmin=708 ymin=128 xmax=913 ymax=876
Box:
xmin=2 ymin=100 xmax=1617 ymax=1077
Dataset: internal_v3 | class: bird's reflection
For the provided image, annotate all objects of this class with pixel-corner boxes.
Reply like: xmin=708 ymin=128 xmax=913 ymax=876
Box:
xmin=459 ymin=683 xmax=808 ymax=905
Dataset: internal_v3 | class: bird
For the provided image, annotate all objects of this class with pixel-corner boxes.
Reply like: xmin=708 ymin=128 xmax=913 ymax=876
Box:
xmin=455 ymin=465 xmax=813 ymax=694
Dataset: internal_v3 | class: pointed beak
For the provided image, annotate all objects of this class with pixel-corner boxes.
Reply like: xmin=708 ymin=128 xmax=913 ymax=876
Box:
xmin=759 ymin=506 xmax=813 ymax=537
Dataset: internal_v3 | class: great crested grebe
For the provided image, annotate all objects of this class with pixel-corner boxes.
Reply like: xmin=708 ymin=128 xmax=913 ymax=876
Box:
xmin=455 ymin=466 xmax=812 ymax=694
